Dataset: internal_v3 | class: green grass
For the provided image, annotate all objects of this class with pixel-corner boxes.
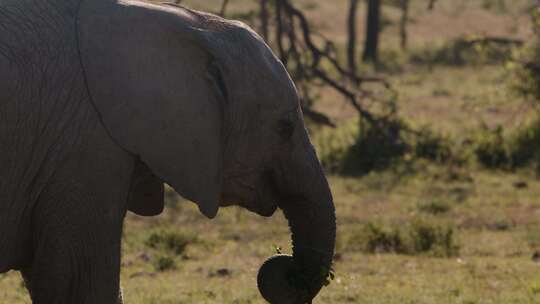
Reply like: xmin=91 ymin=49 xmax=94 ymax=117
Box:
xmin=4 ymin=165 xmax=540 ymax=303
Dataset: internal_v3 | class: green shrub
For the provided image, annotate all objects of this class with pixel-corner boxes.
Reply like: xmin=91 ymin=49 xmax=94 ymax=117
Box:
xmin=153 ymin=255 xmax=176 ymax=272
xmin=509 ymin=7 xmax=540 ymax=101
xmin=314 ymin=119 xmax=459 ymax=175
xmin=509 ymin=117 xmax=540 ymax=169
xmin=145 ymin=230 xmax=197 ymax=255
xmin=409 ymin=218 xmax=460 ymax=257
xmin=347 ymin=222 xmax=407 ymax=254
xmin=346 ymin=219 xmax=460 ymax=257
xmin=313 ymin=120 xmax=358 ymax=173
xmin=417 ymin=200 xmax=452 ymax=215
xmin=342 ymin=119 xmax=409 ymax=175
xmin=413 ymin=129 xmax=452 ymax=162
xmin=409 ymin=36 xmax=517 ymax=67
xmin=473 ymin=125 xmax=510 ymax=169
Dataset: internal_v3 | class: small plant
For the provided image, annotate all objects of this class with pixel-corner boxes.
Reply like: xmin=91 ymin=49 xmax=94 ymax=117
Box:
xmin=418 ymin=200 xmax=451 ymax=215
xmin=508 ymin=8 xmax=540 ymax=102
xmin=409 ymin=218 xmax=460 ymax=257
xmin=347 ymin=222 xmax=406 ymax=254
xmin=346 ymin=219 xmax=460 ymax=257
xmin=145 ymin=229 xmax=197 ymax=255
xmin=525 ymin=227 xmax=540 ymax=249
xmin=342 ymin=119 xmax=409 ymax=175
xmin=313 ymin=120 xmax=358 ymax=173
xmin=153 ymin=255 xmax=176 ymax=272
xmin=509 ymin=117 xmax=540 ymax=170
xmin=473 ymin=125 xmax=510 ymax=169
xmin=413 ymin=129 xmax=452 ymax=162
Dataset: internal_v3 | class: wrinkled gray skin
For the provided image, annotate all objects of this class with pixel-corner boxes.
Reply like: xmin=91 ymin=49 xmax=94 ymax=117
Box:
xmin=0 ymin=0 xmax=336 ymax=303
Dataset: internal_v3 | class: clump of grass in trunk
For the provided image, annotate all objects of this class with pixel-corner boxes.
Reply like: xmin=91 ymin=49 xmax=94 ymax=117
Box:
xmin=347 ymin=218 xmax=459 ymax=257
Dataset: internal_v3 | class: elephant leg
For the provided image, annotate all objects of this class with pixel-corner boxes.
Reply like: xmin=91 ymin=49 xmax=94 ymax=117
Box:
xmin=26 ymin=202 xmax=124 ymax=304
xmin=26 ymin=160 xmax=132 ymax=304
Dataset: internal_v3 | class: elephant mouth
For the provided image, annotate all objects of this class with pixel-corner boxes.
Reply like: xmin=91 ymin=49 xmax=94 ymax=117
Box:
xmin=221 ymin=192 xmax=278 ymax=217
xmin=245 ymin=201 xmax=278 ymax=217
xmin=220 ymin=173 xmax=279 ymax=217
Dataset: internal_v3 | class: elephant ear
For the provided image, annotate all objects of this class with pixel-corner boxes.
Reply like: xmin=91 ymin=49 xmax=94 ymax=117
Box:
xmin=128 ymin=159 xmax=165 ymax=217
xmin=78 ymin=2 xmax=234 ymax=218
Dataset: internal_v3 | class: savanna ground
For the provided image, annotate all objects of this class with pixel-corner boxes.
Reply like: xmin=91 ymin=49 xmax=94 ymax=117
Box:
xmin=2 ymin=0 xmax=540 ymax=303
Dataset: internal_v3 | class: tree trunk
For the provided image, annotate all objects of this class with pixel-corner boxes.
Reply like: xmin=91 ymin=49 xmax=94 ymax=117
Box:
xmin=362 ymin=0 xmax=381 ymax=63
xmin=400 ymin=0 xmax=409 ymax=50
xmin=259 ymin=0 xmax=270 ymax=41
xmin=347 ymin=0 xmax=360 ymax=77
xmin=219 ymin=0 xmax=230 ymax=17
xmin=428 ymin=0 xmax=437 ymax=10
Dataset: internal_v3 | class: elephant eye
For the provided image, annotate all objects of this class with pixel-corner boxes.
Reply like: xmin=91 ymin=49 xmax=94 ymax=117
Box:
xmin=277 ymin=118 xmax=295 ymax=140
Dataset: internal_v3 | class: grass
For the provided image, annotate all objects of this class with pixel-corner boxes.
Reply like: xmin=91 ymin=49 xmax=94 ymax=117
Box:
xmin=2 ymin=0 xmax=539 ymax=303
xmin=4 ymin=165 xmax=540 ymax=303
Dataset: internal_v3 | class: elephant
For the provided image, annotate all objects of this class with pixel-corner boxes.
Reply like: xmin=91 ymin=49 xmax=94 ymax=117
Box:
xmin=0 ymin=0 xmax=336 ymax=303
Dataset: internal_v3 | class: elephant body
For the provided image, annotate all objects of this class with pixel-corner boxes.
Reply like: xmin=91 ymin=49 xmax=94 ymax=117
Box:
xmin=0 ymin=1 xmax=336 ymax=303
xmin=0 ymin=2 xmax=135 ymax=301
xmin=0 ymin=0 xmax=96 ymax=271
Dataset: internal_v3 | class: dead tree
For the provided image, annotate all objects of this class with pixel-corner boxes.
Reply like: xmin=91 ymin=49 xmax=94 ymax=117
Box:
xmin=219 ymin=0 xmax=230 ymax=17
xmin=270 ymin=0 xmax=394 ymax=127
xmin=428 ymin=0 xmax=437 ymax=10
xmin=347 ymin=0 xmax=360 ymax=78
xmin=400 ymin=0 xmax=409 ymax=50
xmin=259 ymin=0 xmax=270 ymax=41
xmin=363 ymin=0 xmax=381 ymax=63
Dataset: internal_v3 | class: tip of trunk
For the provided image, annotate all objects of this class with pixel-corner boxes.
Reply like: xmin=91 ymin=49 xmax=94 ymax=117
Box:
xmin=257 ymin=254 xmax=312 ymax=304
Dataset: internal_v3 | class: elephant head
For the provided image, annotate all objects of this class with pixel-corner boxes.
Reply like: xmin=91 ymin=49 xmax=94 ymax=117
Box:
xmin=79 ymin=1 xmax=335 ymax=302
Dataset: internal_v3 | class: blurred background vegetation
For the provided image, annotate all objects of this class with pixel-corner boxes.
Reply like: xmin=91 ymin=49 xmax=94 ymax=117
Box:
xmin=2 ymin=0 xmax=540 ymax=303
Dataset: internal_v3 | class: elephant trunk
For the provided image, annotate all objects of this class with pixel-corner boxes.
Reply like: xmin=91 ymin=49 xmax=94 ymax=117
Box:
xmin=258 ymin=142 xmax=336 ymax=304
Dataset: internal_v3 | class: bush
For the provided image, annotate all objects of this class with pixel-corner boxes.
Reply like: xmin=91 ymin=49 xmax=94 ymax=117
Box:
xmin=413 ymin=128 xmax=452 ymax=162
xmin=153 ymin=255 xmax=176 ymax=272
xmin=410 ymin=36 xmax=518 ymax=67
xmin=348 ymin=222 xmax=407 ymax=254
xmin=346 ymin=219 xmax=460 ymax=257
xmin=145 ymin=230 xmax=197 ymax=255
xmin=314 ymin=119 xmax=458 ymax=175
xmin=417 ymin=200 xmax=452 ymax=215
xmin=509 ymin=117 xmax=540 ymax=169
xmin=473 ymin=125 xmax=510 ymax=169
xmin=313 ymin=120 xmax=358 ymax=173
xmin=342 ymin=119 xmax=409 ymax=175
xmin=409 ymin=218 xmax=460 ymax=258
xmin=509 ymin=7 xmax=540 ymax=101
